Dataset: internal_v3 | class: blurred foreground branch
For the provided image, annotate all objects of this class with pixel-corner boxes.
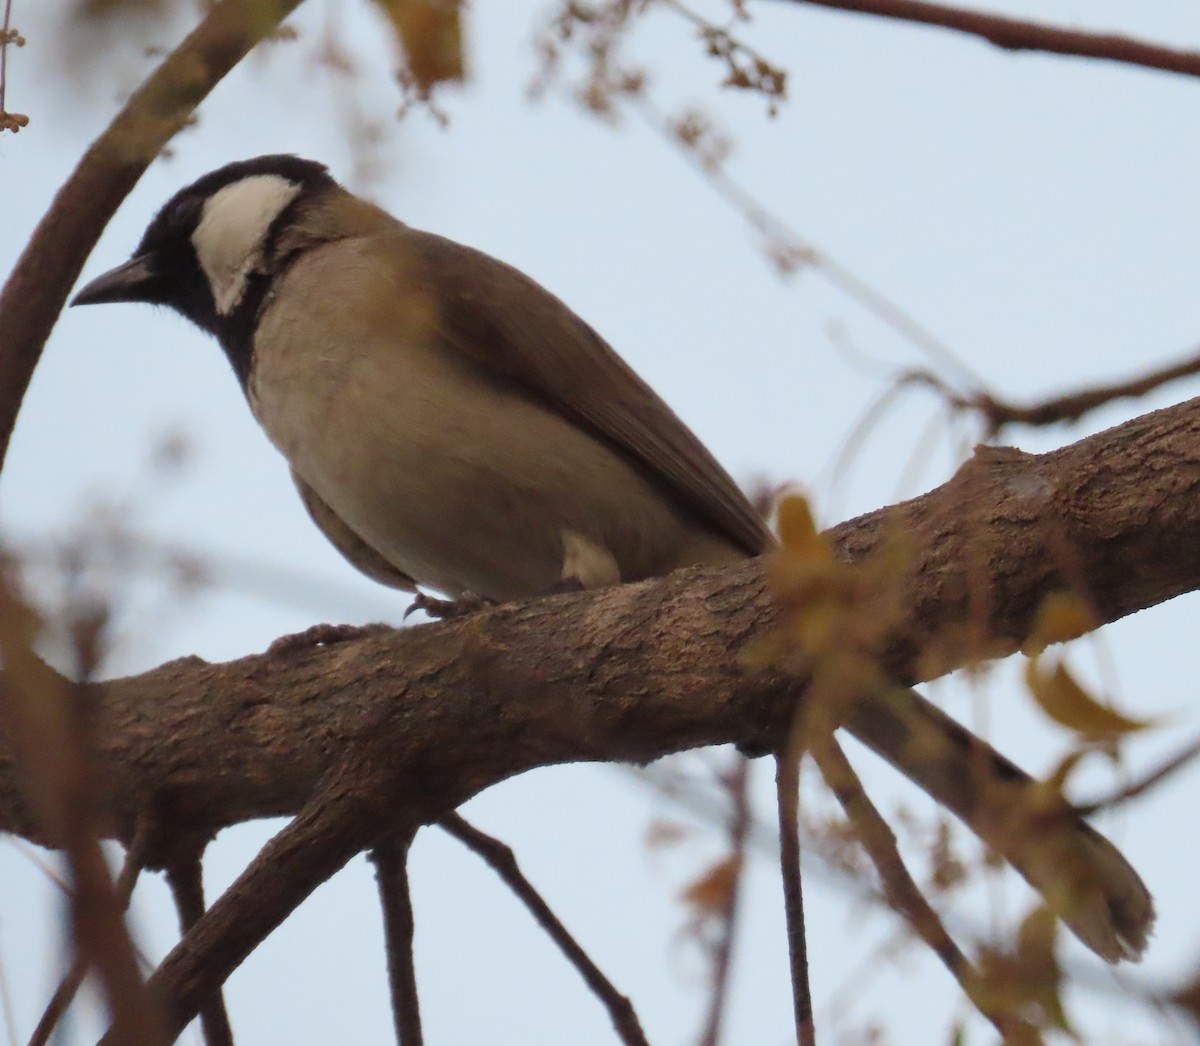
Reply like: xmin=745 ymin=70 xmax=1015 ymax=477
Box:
xmin=0 ymin=0 xmax=305 ymax=473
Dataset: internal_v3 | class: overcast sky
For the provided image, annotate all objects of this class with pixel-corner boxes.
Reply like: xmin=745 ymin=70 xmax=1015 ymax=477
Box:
xmin=3 ymin=1 xmax=1200 ymax=1043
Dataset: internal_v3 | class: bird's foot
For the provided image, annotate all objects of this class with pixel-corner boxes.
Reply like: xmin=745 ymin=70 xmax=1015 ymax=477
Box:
xmin=404 ymin=591 xmax=494 ymax=621
xmin=268 ymin=622 xmax=390 ymax=655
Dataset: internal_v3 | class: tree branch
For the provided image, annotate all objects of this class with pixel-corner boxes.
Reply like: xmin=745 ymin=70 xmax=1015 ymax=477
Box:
xmin=0 ymin=397 xmax=1179 ymax=850
xmin=441 ymin=813 xmax=650 ymax=1046
xmin=811 ymin=735 xmax=1033 ymax=1040
xmin=775 ymin=754 xmax=815 ymax=1046
xmin=165 ymin=854 xmax=235 ymax=1046
xmin=897 ymin=342 xmax=1200 ymax=438
xmin=0 ymin=395 xmax=1192 ymax=846
xmin=776 ymin=0 xmax=1200 ymax=80
xmin=697 ymin=757 xmax=751 ymax=1046
xmin=4 ymin=394 xmax=1195 ymax=1038
xmin=104 ymin=748 xmax=418 ymax=1044
xmin=370 ymin=833 xmax=423 ymax=1046
xmin=0 ymin=0 xmax=305 ymax=475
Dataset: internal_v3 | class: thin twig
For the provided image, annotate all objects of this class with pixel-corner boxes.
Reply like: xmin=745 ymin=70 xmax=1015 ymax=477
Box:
xmin=370 ymin=833 xmax=423 ymax=1046
xmin=0 ymin=0 xmax=25 ymax=132
xmin=440 ymin=813 xmax=650 ymax=1046
xmin=0 ymin=0 xmax=12 ymax=112
xmin=899 ymin=342 xmax=1200 ymax=438
xmin=1075 ymin=735 xmax=1200 ymax=817
xmin=109 ymin=763 xmax=387 ymax=1043
xmin=697 ymin=757 xmax=751 ymax=1046
xmin=775 ymin=755 xmax=815 ymax=1046
xmin=810 ymin=735 xmax=1034 ymax=1042
xmin=777 ymin=0 xmax=1200 ymax=80
xmin=28 ymin=950 xmax=86 ymax=1046
xmin=165 ymin=856 xmax=235 ymax=1046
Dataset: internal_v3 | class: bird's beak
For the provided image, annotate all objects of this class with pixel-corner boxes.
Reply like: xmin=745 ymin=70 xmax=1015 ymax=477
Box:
xmin=71 ymin=254 xmax=159 ymax=307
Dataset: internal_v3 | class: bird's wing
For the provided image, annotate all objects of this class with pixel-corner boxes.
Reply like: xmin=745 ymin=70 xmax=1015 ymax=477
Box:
xmin=362 ymin=229 xmax=1155 ymax=961
xmin=400 ymin=229 xmax=774 ymax=557
xmin=291 ymin=469 xmax=417 ymax=592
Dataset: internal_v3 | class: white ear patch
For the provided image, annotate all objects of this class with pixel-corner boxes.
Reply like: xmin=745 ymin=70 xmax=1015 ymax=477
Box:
xmin=191 ymin=174 xmax=302 ymax=315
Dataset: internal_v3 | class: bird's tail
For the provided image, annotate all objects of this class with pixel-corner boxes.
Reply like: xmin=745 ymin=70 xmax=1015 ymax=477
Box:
xmin=843 ymin=685 xmax=1154 ymax=963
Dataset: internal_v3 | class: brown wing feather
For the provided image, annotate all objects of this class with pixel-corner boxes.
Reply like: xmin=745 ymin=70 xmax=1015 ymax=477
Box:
xmin=291 ymin=469 xmax=417 ymax=591
xmin=401 ymin=228 xmax=774 ymax=557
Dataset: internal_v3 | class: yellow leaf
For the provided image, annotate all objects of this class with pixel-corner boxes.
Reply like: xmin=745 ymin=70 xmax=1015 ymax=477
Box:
xmin=680 ymin=855 xmax=740 ymax=915
xmin=375 ymin=0 xmax=465 ymax=90
xmin=777 ymin=494 xmax=829 ymax=561
xmin=1024 ymin=592 xmax=1098 ymax=656
xmin=644 ymin=820 xmax=690 ymax=851
xmin=1024 ymin=660 xmax=1155 ymax=742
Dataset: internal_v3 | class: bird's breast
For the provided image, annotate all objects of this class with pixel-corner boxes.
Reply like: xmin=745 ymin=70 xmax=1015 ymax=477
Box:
xmin=247 ymin=244 xmax=704 ymax=599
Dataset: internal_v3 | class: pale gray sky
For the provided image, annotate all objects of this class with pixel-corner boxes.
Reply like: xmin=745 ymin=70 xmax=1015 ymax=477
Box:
xmin=3 ymin=1 xmax=1200 ymax=1042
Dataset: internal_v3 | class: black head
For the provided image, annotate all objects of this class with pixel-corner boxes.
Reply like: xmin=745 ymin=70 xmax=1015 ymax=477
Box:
xmin=72 ymin=155 xmax=338 ymax=340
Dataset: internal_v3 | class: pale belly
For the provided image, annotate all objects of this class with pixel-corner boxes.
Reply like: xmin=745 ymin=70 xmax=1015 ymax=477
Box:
xmin=248 ymin=307 xmax=710 ymax=600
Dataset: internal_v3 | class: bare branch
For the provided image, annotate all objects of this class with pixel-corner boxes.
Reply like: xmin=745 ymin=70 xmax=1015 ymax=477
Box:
xmin=898 ymin=342 xmax=1200 ymax=438
xmin=441 ymin=813 xmax=649 ymax=1046
xmin=0 ymin=0 xmax=305 ymax=475
xmin=0 ymin=0 xmax=27 ymax=133
xmin=165 ymin=854 xmax=234 ymax=1046
xmin=775 ymin=754 xmax=815 ymax=1046
xmin=1076 ymin=736 xmax=1200 ymax=818
xmin=370 ymin=834 xmax=423 ymax=1046
xmin=103 ymin=751 xmax=408 ymax=1044
xmin=696 ymin=757 xmax=751 ymax=1046
xmin=776 ymin=0 xmax=1200 ymax=80
xmin=811 ymin=735 xmax=1033 ymax=1041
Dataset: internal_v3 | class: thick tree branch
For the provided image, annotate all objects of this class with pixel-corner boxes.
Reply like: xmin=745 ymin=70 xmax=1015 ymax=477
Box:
xmin=0 ymin=395 xmax=1196 ymax=850
xmin=0 ymin=0 xmax=304 ymax=475
xmin=775 ymin=0 xmax=1200 ymax=80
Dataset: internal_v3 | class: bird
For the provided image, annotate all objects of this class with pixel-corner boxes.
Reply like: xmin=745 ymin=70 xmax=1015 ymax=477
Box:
xmin=72 ymin=154 xmax=1153 ymax=962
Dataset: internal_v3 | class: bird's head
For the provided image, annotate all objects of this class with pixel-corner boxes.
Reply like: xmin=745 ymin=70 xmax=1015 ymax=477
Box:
xmin=72 ymin=155 xmax=337 ymax=334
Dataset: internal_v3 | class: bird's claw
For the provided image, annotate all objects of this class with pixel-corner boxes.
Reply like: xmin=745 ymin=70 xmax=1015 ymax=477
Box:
xmin=404 ymin=591 xmax=493 ymax=621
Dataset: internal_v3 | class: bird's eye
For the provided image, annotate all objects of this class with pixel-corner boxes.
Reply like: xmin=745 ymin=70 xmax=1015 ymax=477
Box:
xmin=170 ymin=196 xmax=203 ymax=229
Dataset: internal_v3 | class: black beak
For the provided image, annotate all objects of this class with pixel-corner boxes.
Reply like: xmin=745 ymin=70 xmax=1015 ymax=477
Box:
xmin=71 ymin=254 xmax=159 ymax=307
